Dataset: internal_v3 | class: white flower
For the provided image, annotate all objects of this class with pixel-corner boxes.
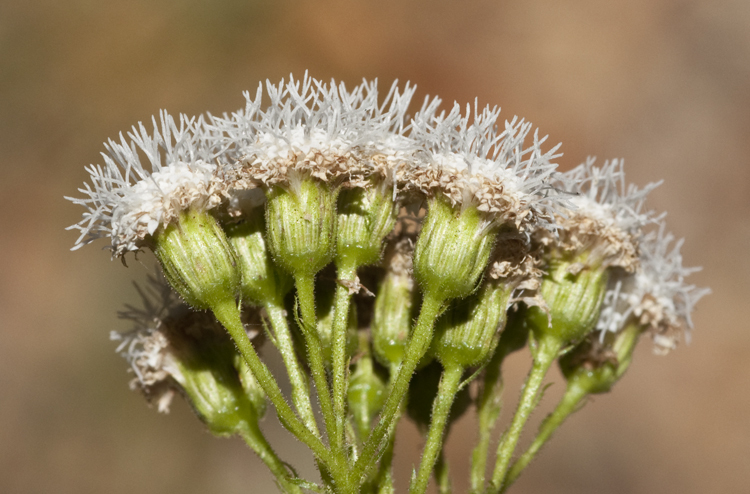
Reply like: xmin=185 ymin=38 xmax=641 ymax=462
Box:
xmin=210 ymin=74 xmax=419 ymax=190
xmin=596 ymin=223 xmax=709 ymax=351
xmin=409 ymin=101 xmax=561 ymax=228
xmin=544 ymin=158 xmax=662 ymax=271
xmin=67 ymin=111 xmax=227 ymax=257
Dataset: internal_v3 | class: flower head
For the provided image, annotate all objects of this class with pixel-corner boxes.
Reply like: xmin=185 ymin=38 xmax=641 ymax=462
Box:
xmin=543 ymin=158 xmax=661 ymax=272
xmin=596 ymin=223 xmax=709 ymax=351
xmin=67 ymin=112 xmax=227 ymax=257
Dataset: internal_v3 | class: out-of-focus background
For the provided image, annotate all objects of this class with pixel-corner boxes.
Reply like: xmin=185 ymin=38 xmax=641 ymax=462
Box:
xmin=1 ymin=1 xmax=747 ymax=493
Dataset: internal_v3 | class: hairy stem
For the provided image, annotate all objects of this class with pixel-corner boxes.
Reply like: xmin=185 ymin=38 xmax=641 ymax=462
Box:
xmin=352 ymin=291 xmax=445 ymax=488
xmin=489 ymin=334 xmax=561 ymax=492
xmin=265 ymin=300 xmax=320 ymax=436
xmin=501 ymin=379 xmax=589 ymax=492
xmin=331 ymin=261 xmax=357 ymax=454
xmin=237 ymin=419 xmax=303 ymax=494
xmin=410 ymin=363 xmax=463 ymax=494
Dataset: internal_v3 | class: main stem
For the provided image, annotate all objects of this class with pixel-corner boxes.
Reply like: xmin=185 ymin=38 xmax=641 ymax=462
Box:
xmin=410 ymin=363 xmax=463 ymax=494
xmin=331 ymin=261 xmax=357 ymax=454
xmin=352 ymin=291 xmax=445 ymax=488
xmin=265 ymin=300 xmax=320 ymax=436
xmin=237 ymin=418 xmax=303 ymax=494
xmin=210 ymin=298 xmax=341 ymax=480
xmin=489 ymin=334 xmax=561 ymax=492
xmin=501 ymin=379 xmax=589 ymax=492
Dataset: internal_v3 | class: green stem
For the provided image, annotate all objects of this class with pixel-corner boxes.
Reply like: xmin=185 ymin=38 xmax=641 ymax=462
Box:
xmin=469 ymin=346 xmax=508 ymax=493
xmin=410 ymin=363 xmax=463 ymax=494
xmin=237 ymin=419 xmax=304 ymax=494
xmin=489 ymin=334 xmax=561 ymax=492
xmin=331 ymin=261 xmax=358 ymax=454
xmin=501 ymin=379 xmax=589 ymax=492
xmin=265 ymin=300 xmax=320 ymax=436
xmin=294 ymin=273 xmax=355 ymax=494
xmin=294 ymin=273 xmax=337 ymax=440
xmin=352 ymin=291 xmax=445 ymax=487
xmin=435 ymin=451 xmax=452 ymax=494
xmin=211 ymin=298 xmax=347 ymax=489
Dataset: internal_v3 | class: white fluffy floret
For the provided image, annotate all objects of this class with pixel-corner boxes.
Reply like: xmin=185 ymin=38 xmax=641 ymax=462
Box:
xmin=596 ymin=223 xmax=709 ymax=352
xmin=67 ymin=111 xmax=226 ymax=257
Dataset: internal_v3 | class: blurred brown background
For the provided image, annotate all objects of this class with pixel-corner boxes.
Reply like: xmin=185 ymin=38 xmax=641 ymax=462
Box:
xmin=1 ymin=1 xmax=747 ymax=493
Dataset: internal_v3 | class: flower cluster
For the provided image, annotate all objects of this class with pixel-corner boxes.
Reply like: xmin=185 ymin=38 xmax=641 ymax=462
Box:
xmin=71 ymin=74 xmax=706 ymax=494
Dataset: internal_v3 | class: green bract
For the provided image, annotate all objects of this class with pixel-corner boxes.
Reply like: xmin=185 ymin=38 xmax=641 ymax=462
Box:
xmin=526 ymin=257 xmax=610 ymax=345
xmin=153 ymin=208 xmax=241 ymax=311
xmin=336 ymin=182 xmax=397 ymax=268
xmin=414 ymin=197 xmax=497 ymax=301
xmin=265 ymin=178 xmax=338 ymax=277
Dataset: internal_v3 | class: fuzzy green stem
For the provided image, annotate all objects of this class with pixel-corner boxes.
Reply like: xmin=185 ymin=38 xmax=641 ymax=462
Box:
xmin=410 ymin=363 xmax=463 ymax=494
xmin=331 ymin=261 xmax=358 ymax=454
xmin=295 ymin=273 xmax=337 ymax=437
xmin=501 ymin=379 xmax=589 ymax=492
xmin=266 ymin=300 xmax=320 ymax=436
xmin=489 ymin=334 xmax=561 ymax=492
xmin=237 ymin=419 xmax=303 ymax=494
xmin=353 ymin=291 xmax=445 ymax=488
xmin=470 ymin=345 xmax=509 ymax=493
xmin=211 ymin=298 xmax=347 ymax=488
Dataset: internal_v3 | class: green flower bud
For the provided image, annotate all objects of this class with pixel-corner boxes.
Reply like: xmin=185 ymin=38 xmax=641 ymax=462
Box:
xmin=526 ymin=257 xmax=610 ymax=345
xmin=152 ymin=208 xmax=240 ymax=310
xmin=559 ymin=322 xmax=641 ymax=394
xmin=406 ymin=361 xmax=470 ymax=432
xmin=413 ymin=197 xmax=497 ymax=301
xmin=336 ymin=182 xmax=397 ymax=267
xmin=265 ymin=179 xmax=337 ymax=276
xmin=432 ymin=281 xmax=514 ymax=368
xmin=347 ymin=340 xmax=387 ymax=440
xmin=372 ymin=238 xmax=418 ymax=367
xmin=224 ymin=211 xmax=293 ymax=306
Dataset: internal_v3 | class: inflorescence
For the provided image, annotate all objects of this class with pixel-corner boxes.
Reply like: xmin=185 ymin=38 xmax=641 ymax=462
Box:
xmin=68 ymin=74 xmax=707 ymax=494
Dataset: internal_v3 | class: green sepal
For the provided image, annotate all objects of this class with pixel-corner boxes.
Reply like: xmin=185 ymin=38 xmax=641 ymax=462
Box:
xmin=432 ymin=281 xmax=513 ymax=368
xmin=526 ymin=257 xmax=609 ymax=345
xmin=152 ymin=208 xmax=241 ymax=310
xmin=336 ymin=181 xmax=397 ymax=267
xmin=265 ymin=179 xmax=338 ymax=277
xmin=413 ymin=197 xmax=497 ymax=301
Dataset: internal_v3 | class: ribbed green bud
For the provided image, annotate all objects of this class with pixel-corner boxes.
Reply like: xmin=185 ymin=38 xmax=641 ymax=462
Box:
xmin=225 ymin=212 xmax=293 ymax=306
xmin=432 ymin=281 xmax=513 ymax=368
xmin=153 ymin=208 xmax=240 ymax=310
xmin=413 ymin=197 xmax=497 ymax=301
xmin=372 ymin=239 xmax=418 ymax=367
xmin=169 ymin=331 xmax=260 ymax=436
xmin=336 ymin=182 xmax=397 ymax=267
xmin=347 ymin=339 xmax=387 ymax=440
xmin=526 ymin=257 xmax=610 ymax=345
xmin=265 ymin=179 xmax=337 ymax=276
xmin=559 ymin=322 xmax=641 ymax=394
xmin=406 ymin=361 xmax=471 ymax=432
